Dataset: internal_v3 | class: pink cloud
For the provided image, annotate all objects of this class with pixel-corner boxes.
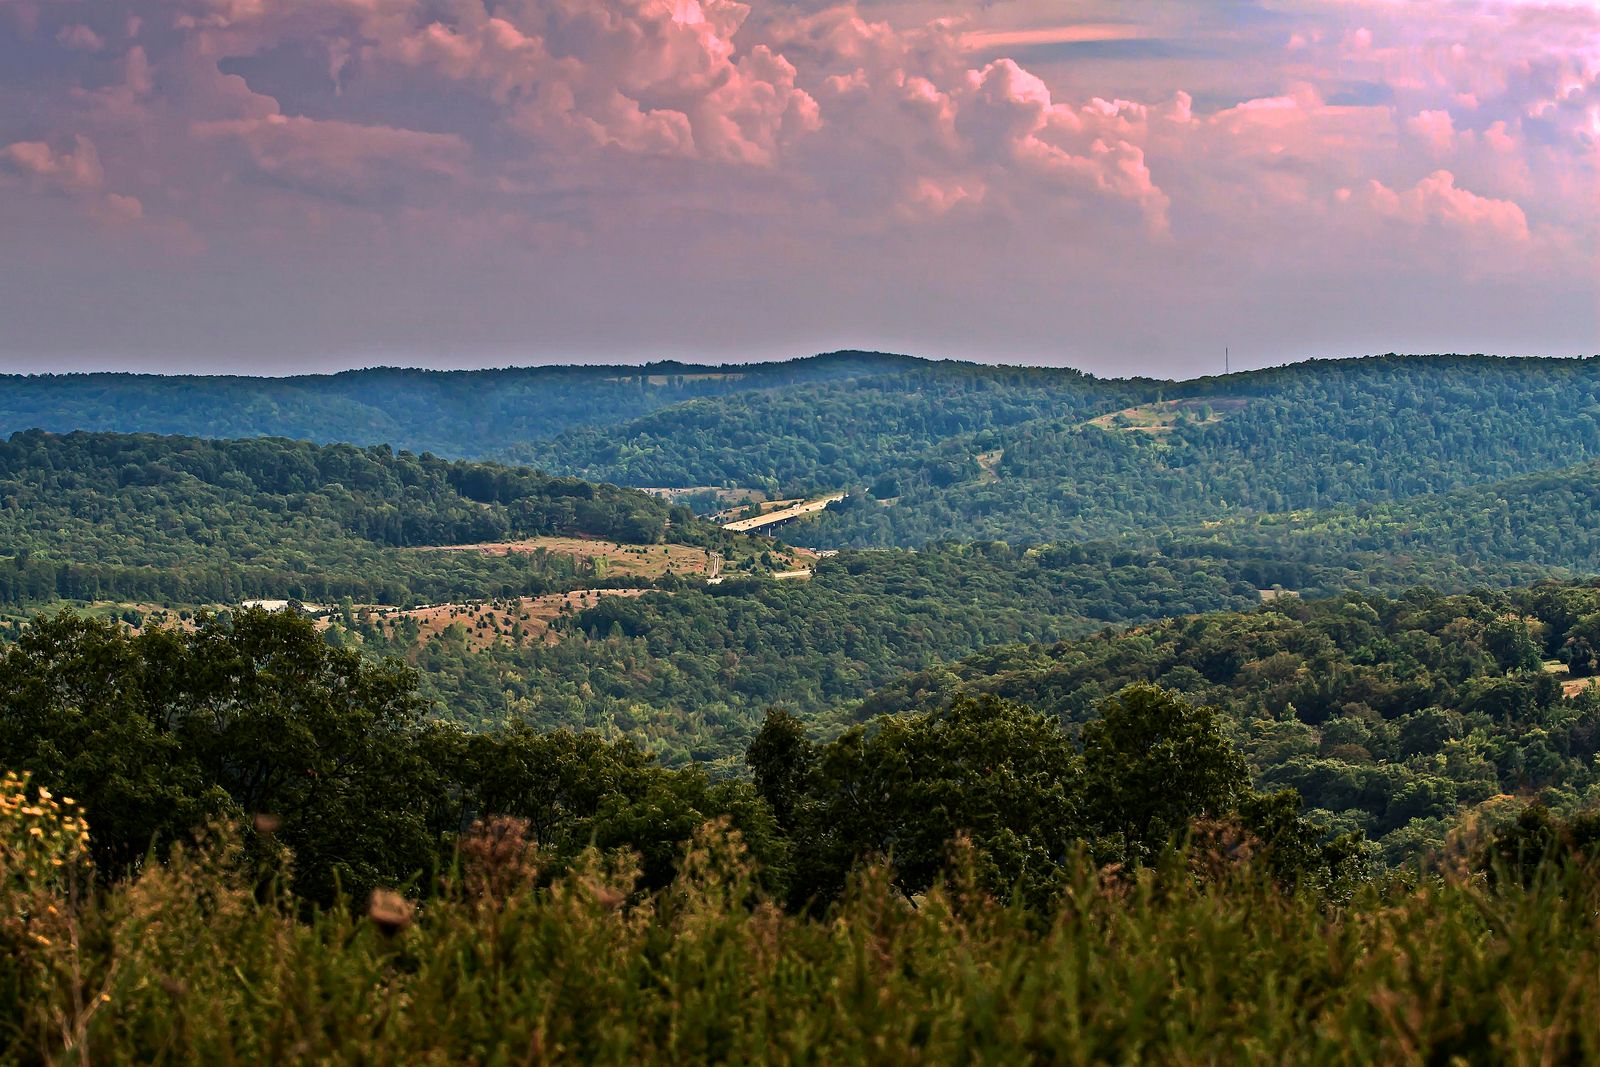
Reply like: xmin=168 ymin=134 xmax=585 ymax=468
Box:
xmin=1365 ymin=170 xmax=1530 ymax=242
xmin=0 ymin=134 xmax=144 ymax=223
xmin=382 ymin=0 xmax=819 ymax=164
xmin=56 ymin=23 xmax=104 ymax=51
xmin=902 ymin=175 xmax=985 ymax=216
xmin=0 ymin=0 xmax=1594 ymax=367
xmin=959 ymin=24 xmax=1146 ymax=52
xmin=192 ymin=113 xmax=469 ymax=197
xmin=1 ymin=136 xmax=104 ymax=193
xmin=1406 ymin=109 xmax=1456 ymax=153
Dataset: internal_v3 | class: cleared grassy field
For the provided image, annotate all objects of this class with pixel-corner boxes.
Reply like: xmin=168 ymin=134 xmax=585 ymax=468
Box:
xmin=361 ymin=589 xmax=654 ymax=650
xmin=412 ymin=537 xmax=717 ymax=579
xmin=1088 ymin=396 xmax=1249 ymax=433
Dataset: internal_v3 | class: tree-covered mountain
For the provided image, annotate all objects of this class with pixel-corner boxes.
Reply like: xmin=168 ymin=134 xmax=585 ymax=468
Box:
xmin=322 ymin=449 xmax=1600 ymax=763
xmin=9 ymin=353 xmax=1600 ymax=557
xmin=488 ymin=355 xmax=1600 ymax=551
xmin=792 ymin=355 xmax=1600 ymax=547
xmin=1156 ymin=458 xmax=1600 ymax=597
xmin=507 ymin=363 xmax=1142 ymax=495
xmin=0 ymin=352 xmax=919 ymax=460
xmin=16 ymin=426 xmax=1600 ymax=768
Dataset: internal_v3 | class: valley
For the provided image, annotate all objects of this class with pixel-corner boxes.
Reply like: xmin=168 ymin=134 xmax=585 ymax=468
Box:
xmin=8 ymin=352 xmax=1600 ymax=1059
xmin=4 ymin=355 xmax=1600 ymax=776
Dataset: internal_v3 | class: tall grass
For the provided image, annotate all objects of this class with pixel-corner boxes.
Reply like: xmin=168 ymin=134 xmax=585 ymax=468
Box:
xmin=5 ymin=804 xmax=1600 ymax=1064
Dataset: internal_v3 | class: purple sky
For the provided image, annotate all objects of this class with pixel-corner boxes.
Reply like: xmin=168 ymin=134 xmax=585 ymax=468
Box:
xmin=1 ymin=0 xmax=1596 ymax=376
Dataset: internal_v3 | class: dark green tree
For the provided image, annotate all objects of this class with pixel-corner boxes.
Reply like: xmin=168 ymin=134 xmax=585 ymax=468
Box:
xmin=746 ymin=709 xmax=815 ymax=832
xmin=790 ymin=695 xmax=1084 ymax=909
xmin=1082 ymin=684 xmax=1250 ymax=861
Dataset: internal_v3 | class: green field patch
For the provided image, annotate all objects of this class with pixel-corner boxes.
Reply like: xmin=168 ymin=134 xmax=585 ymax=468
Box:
xmin=1087 ymin=396 xmax=1249 ymax=434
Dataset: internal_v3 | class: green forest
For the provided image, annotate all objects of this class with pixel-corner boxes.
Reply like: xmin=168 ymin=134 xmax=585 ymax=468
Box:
xmin=7 ymin=604 xmax=1600 ymax=1063
xmin=793 ymin=355 xmax=1600 ymax=547
xmin=0 ymin=353 xmax=918 ymax=460
xmin=507 ymin=362 xmax=1140 ymax=495
xmin=0 ymin=430 xmax=735 ymax=608
xmin=334 ymin=443 xmax=1600 ymax=764
xmin=9 ymin=353 xmax=1600 ymax=1061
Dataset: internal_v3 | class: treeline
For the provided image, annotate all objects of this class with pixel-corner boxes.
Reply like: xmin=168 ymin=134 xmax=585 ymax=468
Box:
xmin=0 ymin=552 xmax=655 ymax=613
xmin=0 ymin=608 xmax=1351 ymax=910
xmin=0 ymin=351 xmax=915 ymax=459
xmin=0 ymin=431 xmax=709 ymax=608
xmin=1157 ymin=458 xmax=1600 ymax=596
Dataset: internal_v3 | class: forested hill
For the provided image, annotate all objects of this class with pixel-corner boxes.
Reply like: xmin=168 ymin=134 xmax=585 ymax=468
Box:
xmin=506 ymin=362 xmax=1141 ymax=493
xmin=9 ymin=354 xmax=1598 ymax=553
xmin=0 ymin=430 xmax=721 ymax=606
xmin=852 ymin=579 xmax=1600 ymax=863
xmin=0 ymin=351 xmax=920 ymax=460
xmin=794 ymin=354 xmax=1600 ymax=547
xmin=492 ymin=353 xmax=1600 ymax=547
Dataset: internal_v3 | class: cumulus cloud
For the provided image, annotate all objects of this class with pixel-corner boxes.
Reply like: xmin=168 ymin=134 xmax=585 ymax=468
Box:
xmin=193 ymin=114 xmax=469 ymax=200
xmin=1365 ymin=169 xmax=1530 ymax=242
xmin=1407 ymin=109 xmax=1456 ymax=153
xmin=0 ymin=0 xmax=1593 ymax=368
xmin=0 ymin=135 xmax=142 ymax=221
xmin=1 ymin=136 xmax=104 ymax=193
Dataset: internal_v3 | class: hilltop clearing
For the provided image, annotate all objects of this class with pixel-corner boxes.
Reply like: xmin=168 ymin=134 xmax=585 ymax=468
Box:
xmin=721 ymin=494 xmax=847 ymax=533
xmin=1087 ymin=396 xmax=1248 ymax=433
xmin=355 ymin=590 xmax=654 ymax=651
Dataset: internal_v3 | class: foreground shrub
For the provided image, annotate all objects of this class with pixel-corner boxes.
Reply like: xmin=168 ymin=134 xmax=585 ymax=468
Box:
xmin=7 ymin=814 xmax=1600 ymax=1064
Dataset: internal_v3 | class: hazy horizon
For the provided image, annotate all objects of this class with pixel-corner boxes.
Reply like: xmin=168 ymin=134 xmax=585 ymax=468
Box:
xmin=1 ymin=347 xmax=1596 ymax=382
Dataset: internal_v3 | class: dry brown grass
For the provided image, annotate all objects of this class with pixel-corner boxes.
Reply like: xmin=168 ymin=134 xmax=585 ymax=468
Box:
xmin=1088 ymin=396 xmax=1249 ymax=434
xmin=363 ymin=589 xmax=654 ymax=650
xmin=410 ymin=536 xmax=716 ymax=579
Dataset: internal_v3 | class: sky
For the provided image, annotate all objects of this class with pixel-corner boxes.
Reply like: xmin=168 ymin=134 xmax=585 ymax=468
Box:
xmin=0 ymin=0 xmax=1596 ymax=377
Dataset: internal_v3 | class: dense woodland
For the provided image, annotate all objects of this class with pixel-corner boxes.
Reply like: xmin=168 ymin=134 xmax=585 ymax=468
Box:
xmin=8 ymin=353 xmax=1600 ymax=1059
xmin=857 ymin=581 xmax=1600 ymax=862
xmin=6 ymin=607 xmax=1600 ymax=1063
xmin=13 ymin=397 xmax=1600 ymax=770
xmin=0 ymin=353 xmax=917 ymax=460
xmin=510 ymin=364 xmax=1140 ymax=495
xmin=345 ymin=449 xmax=1600 ymax=762
xmin=796 ymin=356 xmax=1600 ymax=547
xmin=0 ymin=430 xmax=720 ymax=607
xmin=360 ymin=543 xmax=1264 ymax=763
xmin=9 ymin=354 xmax=1599 ymax=557
xmin=0 ymin=609 xmax=1358 ymax=906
